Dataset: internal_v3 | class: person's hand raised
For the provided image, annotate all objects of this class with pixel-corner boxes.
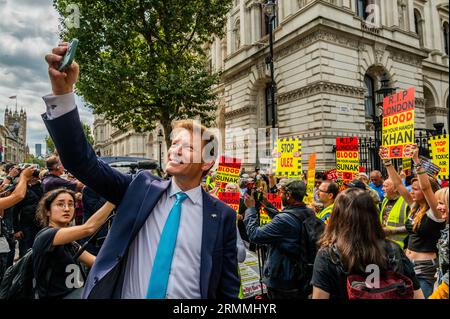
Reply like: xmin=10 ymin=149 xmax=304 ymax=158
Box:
xmin=19 ymin=166 xmax=34 ymax=182
xmin=244 ymin=190 xmax=256 ymax=208
xmin=45 ymin=42 xmax=79 ymax=95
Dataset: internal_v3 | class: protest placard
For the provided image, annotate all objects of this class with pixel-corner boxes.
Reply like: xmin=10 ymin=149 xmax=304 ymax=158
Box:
xmin=402 ymin=157 xmax=411 ymax=176
xmin=336 ymin=137 xmax=359 ymax=182
xmin=419 ymin=156 xmax=442 ymax=178
xmin=218 ymin=192 xmax=240 ymax=212
xmin=215 ymin=156 xmax=241 ymax=191
xmin=304 ymin=153 xmax=317 ymax=204
xmin=429 ymin=134 xmax=449 ymax=180
xmin=381 ymin=88 xmax=415 ymax=159
xmin=272 ymin=137 xmax=302 ymax=177
xmin=259 ymin=194 xmax=281 ymax=226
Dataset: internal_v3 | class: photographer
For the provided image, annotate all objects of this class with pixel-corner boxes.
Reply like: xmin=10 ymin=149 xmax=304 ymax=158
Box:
xmin=0 ymin=166 xmax=34 ymax=210
xmin=42 ymin=155 xmax=83 ymax=193
xmin=13 ymin=173 xmax=44 ymax=258
xmin=0 ymin=166 xmax=34 ymax=281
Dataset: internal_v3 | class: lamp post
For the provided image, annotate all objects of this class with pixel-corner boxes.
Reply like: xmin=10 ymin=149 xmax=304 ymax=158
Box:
xmin=375 ymin=73 xmax=395 ymax=170
xmin=157 ymin=129 xmax=163 ymax=169
xmin=263 ymin=0 xmax=277 ymax=132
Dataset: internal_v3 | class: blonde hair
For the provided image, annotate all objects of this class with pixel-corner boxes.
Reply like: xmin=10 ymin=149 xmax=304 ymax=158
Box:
xmin=435 ymin=187 xmax=449 ymax=213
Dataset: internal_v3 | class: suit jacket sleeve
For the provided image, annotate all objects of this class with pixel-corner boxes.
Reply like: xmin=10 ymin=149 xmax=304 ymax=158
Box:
xmin=42 ymin=108 xmax=131 ymax=206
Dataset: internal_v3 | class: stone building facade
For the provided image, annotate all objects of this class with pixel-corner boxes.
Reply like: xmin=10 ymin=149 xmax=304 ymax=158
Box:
xmin=0 ymin=108 xmax=27 ymax=163
xmin=210 ymin=0 xmax=449 ymax=171
xmin=93 ymin=114 xmax=167 ymax=167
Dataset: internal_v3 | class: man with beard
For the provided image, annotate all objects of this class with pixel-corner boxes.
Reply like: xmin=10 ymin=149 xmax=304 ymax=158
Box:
xmin=243 ymin=179 xmax=321 ymax=299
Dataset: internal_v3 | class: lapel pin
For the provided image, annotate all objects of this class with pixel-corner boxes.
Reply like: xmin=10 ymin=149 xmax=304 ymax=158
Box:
xmin=211 ymin=214 xmax=217 ymax=218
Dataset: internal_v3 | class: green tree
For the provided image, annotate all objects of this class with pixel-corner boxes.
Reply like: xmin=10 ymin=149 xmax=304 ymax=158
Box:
xmin=45 ymin=135 xmax=56 ymax=155
xmin=54 ymin=0 xmax=232 ymax=149
xmin=45 ymin=121 xmax=94 ymax=155
xmin=25 ymin=154 xmax=46 ymax=168
xmin=82 ymin=122 xmax=94 ymax=146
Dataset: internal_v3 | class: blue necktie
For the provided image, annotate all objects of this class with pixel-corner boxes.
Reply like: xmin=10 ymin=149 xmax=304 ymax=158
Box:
xmin=146 ymin=192 xmax=188 ymax=299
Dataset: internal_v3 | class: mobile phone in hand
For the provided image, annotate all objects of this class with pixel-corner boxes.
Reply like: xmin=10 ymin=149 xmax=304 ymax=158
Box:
xmin=58 ymin=38 xmax=79 ymax=72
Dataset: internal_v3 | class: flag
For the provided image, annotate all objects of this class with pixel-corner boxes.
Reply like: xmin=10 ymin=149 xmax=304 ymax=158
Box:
xmin=9 ymin=96 xmax=16 ymax=99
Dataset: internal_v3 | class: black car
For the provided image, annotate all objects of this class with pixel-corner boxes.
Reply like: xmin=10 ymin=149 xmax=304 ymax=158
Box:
xmin=98 ymin=156 xmax=163 ymax=177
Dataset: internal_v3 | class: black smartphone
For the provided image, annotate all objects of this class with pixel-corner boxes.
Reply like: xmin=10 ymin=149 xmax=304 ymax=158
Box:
xmin=58 ymin=38 xmax=79 ymax=72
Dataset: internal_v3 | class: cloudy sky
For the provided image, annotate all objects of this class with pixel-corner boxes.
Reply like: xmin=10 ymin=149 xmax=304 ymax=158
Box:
xmin=0 ymin=0 xmax=93 ymax=156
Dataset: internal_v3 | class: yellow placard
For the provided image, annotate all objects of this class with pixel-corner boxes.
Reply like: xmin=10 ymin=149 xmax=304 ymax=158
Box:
xmin=381 ymin=88 xmax=415 ymax=158
xmin=304 ymin=153 xmax=317 ymax=204
xmin=272 ymin=137 xmax=302 ymax=177
xmin=336 ymin=137 xmax=359 ymax=182
xmin=429 ymin=134 xmax=449 ymax=180
xmin=402 ymin=157 xmax=411 ymax=176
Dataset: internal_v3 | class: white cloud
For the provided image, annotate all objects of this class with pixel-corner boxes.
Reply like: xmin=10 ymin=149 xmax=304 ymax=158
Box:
xmin=0 ymin=0 xmax=94 ymax=157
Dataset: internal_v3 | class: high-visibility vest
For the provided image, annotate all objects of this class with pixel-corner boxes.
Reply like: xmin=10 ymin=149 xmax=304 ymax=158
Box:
xmin=317 ymin=204 xmax=333 ymax=225
xmin=380 ymin=196 xmax=409 ymax=248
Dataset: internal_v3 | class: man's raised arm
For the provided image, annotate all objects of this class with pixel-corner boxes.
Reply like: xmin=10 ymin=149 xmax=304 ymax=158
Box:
xmin=42 ymin=43 xmax=131 ymax=205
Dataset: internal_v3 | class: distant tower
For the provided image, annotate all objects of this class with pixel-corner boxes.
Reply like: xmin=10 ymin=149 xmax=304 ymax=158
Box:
xmin=4 ymin=107 xmax=27 ymax=145
xmin=35 ymin=143 xmax=42 ymax=158
xmin=19 ymin=108 xmax=27 ymax=145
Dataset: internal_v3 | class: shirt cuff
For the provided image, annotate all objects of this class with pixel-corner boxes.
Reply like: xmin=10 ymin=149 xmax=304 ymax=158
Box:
xmin=42 ymin=92 xmax=76 ymax=120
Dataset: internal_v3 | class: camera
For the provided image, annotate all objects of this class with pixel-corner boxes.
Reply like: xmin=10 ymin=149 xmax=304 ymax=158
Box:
xmin=17 ymin=164 xmax=41 ymax=178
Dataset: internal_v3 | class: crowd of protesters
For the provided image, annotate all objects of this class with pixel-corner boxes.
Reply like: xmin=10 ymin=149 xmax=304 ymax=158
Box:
xmin=0 ymin=155 xmax=115 ymax=298
xmin=202 ymin=145 xmax=448 ymax=300
xmin=0 ymin=141 xmax=448 ymax=300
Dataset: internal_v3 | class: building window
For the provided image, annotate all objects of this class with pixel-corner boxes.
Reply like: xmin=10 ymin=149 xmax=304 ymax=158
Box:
xmin=356 ymin=0 xmax=368 ymax=19
xmin=232 ymin=19 xmax=240 ymax=52
xmin=364 ymin=75 xmax=375 ymax=119
xmin=265 ymin=83 xmax=276 ymax=126
xmin=444 ymin=22 xmax=449 ymax=55
xmin=414 ymin=9 xmax=424 ymax=47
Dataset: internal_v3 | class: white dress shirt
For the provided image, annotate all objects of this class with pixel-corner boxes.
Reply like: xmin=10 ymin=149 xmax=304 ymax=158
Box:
xmin=42 ymin=92 xmax=204 ymax=299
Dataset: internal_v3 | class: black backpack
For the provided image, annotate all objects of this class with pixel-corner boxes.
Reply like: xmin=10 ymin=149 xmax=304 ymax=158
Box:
xmin=0 ymin=248 xmax=36 ymax=299
xmin=0 ymin=228 xmax=57 ymax=299
xmin=283 ymin=207 xmax=325 ymax=296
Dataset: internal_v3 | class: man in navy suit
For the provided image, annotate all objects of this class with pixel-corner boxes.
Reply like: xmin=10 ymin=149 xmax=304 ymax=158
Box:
xmin=42 ymin=43 xmax=240 ymax=299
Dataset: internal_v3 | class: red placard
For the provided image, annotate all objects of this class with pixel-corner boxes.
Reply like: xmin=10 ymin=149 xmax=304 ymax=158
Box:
xmin=218 ymin=192 xmax=240 ymax=212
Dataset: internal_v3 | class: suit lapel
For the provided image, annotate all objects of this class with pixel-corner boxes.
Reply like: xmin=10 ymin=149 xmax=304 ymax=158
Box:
xmin=128 ymin=178 xmax=171 ymax=241
xmin=200 ymin=190 xmax=220 ymax=298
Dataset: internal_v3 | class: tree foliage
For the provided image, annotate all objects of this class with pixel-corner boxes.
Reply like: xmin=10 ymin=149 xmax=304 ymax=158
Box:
xmin=54 ymin=0 xmax=232 ymax=148
xmin=45 ymin=121 xmax=94 ymax=155
xmin=24 ymin=154 xmax=46 ymax=168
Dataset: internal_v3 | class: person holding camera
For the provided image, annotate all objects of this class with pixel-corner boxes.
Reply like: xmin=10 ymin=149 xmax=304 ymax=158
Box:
xmin=0 ymin=166 xmax=34 ymax=282
xmin=42 ymin=155 xmax=83 ymax=194
xmin=243 ymin=179 xmax=322 ymax=299
xmin=13 ymin=173 xmax=44 ymax=258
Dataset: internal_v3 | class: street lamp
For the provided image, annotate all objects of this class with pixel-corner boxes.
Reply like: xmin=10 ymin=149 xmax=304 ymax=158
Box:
xmin=263 ymin=0 xmax=277 ymax=131
xmin=157 ymin=129 xmax=163 ymax=169
xmin=374 ymin=73 xmax=395 ymax=169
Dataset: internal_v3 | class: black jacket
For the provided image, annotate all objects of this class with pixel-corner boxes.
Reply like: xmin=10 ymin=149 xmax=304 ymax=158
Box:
xmin=13 ymin=183 xmax=43 ymax=232
xmin=244 ymin=204 xmax=312 ymax=290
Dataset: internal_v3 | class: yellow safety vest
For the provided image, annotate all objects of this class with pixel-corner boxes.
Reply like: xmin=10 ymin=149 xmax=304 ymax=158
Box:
xmin=380 ymin=196 xmax=409 ymax=248
xmin=317 ymin=204 xmax=333 ymax=225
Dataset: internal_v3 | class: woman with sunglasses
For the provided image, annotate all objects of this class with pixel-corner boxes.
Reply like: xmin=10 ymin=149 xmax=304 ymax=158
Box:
xmin=33 ymin=188 xmax=115 ymax=299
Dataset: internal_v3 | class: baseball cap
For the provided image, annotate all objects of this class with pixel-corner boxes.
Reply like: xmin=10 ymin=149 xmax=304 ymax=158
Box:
xmin=276 ymin=178 xmax=295 ymax=189
xmin=279 ymin=179 xmax=307 ymax=195
xmin=345 ymin=179 xmax=367 ymax=190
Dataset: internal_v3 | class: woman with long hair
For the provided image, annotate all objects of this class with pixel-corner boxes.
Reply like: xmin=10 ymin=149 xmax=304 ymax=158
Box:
xmin=311 ymin=188 xmax=423 ymax=299
xmin=382 ymin=146 xmax=445 ymax=298
xmin=32 ymin=188 xmax=115 ymax=299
